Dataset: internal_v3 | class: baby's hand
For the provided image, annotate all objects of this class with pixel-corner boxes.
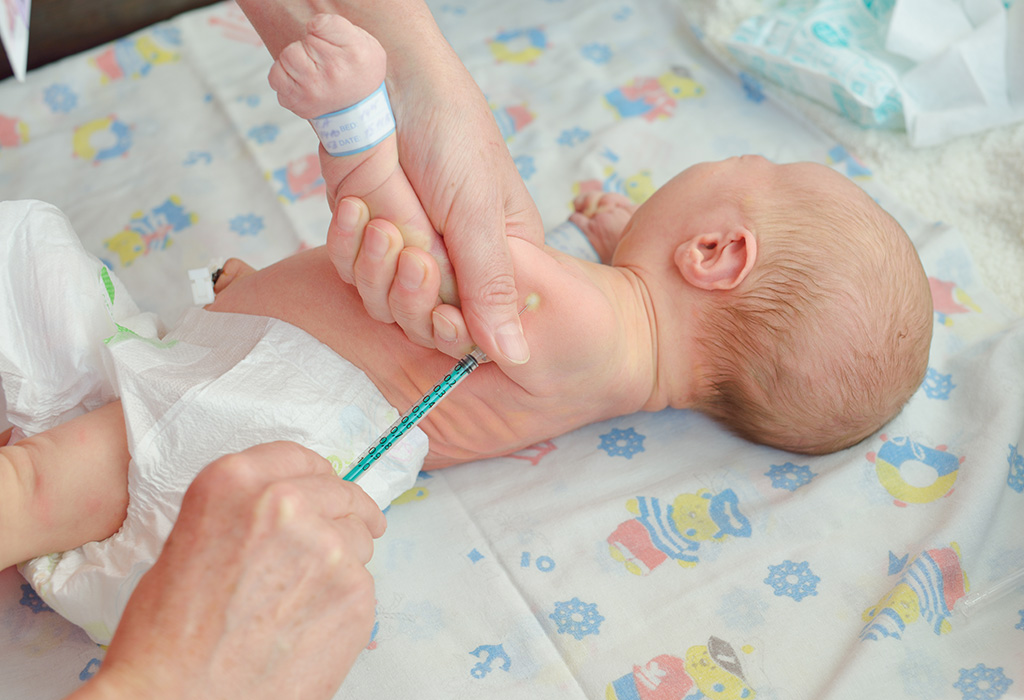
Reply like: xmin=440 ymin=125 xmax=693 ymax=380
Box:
xmin=569 ymin=192 xmax=638 ymax=264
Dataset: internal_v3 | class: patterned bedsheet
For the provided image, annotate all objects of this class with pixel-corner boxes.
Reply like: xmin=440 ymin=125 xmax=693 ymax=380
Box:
xmin=1 ymin=1 xmax=1021 ymax=698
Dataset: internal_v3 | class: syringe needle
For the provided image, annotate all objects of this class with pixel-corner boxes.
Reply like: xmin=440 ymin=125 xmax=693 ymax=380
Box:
xmin=342 ymin=294 xmax=539 ymax=483
xmin=342 ymin=347 xmax=488 ymax=482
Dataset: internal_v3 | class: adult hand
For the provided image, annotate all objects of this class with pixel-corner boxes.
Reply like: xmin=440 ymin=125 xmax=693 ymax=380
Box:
xmin=372 ymin=59 xmax=542 ymax=365
xmin=69 ymin=441 xmax=386 ymax=700
xmin=237 ymin=0 xmax=545 ymax=365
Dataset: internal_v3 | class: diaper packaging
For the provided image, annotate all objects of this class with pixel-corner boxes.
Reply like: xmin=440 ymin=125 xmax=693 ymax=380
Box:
xmin=0 ymin=200 xmax=424 ymax=644
xmin=723 ymin=0 xmax=1024 ymax=146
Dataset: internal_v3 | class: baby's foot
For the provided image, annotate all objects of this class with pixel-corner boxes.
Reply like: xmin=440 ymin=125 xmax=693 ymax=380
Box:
xmin=569 ymin=192 xmax=638 ymax=264
xmin=269 ymin=14 xmax=456 ymax=303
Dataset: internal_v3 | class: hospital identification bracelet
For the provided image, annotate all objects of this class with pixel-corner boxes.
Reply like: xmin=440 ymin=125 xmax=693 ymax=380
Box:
xmin=311 ymin=82 xmax=396 ymax=157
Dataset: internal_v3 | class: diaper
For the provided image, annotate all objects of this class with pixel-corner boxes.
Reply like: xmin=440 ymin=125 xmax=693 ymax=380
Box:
xmin=0 ymin=200 xmax=425 ymax=644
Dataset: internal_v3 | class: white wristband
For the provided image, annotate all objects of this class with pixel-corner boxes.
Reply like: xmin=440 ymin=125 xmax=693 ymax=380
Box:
xmin=311 ymin=82 xmax=396 ymax=156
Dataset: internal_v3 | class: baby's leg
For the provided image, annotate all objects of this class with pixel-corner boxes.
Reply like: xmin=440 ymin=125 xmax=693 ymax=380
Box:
xmin=569 ymin=192 xmax=638 ymax=265
xmin=270 ymin=14 xmax=457 ymax=303
xmin=0 ymin=402 xmax=130 ymax=569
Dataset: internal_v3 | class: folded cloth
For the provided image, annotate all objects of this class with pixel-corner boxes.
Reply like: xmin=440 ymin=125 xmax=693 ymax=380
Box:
xmin=721 ymin=0 xmax=1024 ymax=146
xmin=0 ymin=200 xmax=424 ymax=644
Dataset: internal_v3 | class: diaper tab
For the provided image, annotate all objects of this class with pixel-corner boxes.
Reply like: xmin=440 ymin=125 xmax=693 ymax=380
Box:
xmin=311 ymin=82 xmax=396 ymax=156
xmin=188 ymin=267 xmax=216 ymax=305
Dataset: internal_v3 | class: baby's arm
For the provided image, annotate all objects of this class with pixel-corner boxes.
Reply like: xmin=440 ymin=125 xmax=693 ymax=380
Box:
xmin=0 ymin=402 xmax=130 ymax=569
xmin=271 ymin=14 xmax=457 ymax=303
xmin=569 ymin=192 xmax=638 ymax=265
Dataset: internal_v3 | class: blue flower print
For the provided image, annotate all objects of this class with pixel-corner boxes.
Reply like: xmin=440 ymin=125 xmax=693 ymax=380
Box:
xmin=549 ymin=597 xmax=604 ymax=640
xmin=557 ymin=127 xmax=589 ymax=147
xmin=469 ymin=644 xmax=511 ymax=678
xmin=764 ymin=560 xmax=820 ymax=601
xmin=766 ymin=462 xmax=816 ymax=491
xmin=923 ymin=368 xmax=955 ymax=399
xmin=248 ymin=123 xmax=279 ymax=144
xmin=44 ymin=84 xmax=78 ymax=113
xmin=514 ymin=154 xmax=536 ymax=180
xmin=581 ymin=43 xmax=612 ymax=65
xmin=953 ymin=664 xmax=1013 ymax=700
xmin=599 ymin=427 xmax=645 ymax=458
xmin=229 ymin=213 xmax=264 ymax=237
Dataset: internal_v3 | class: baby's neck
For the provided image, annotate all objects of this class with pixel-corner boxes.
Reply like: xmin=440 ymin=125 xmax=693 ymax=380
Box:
xmin=585 ymin=261 xmax=665 ymax=411
xmin=586 ymin=257 xmax=699 ymax=415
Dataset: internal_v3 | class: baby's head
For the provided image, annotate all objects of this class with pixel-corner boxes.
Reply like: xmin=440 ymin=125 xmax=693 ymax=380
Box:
xmin=616 ymin=156 xmax=933 ymax=454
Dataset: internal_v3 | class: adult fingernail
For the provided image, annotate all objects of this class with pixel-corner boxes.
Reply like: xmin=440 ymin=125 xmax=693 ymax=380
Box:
xmin=397 ymin=252 xmax=426 ymax=290
xmin=495 ymin=319 xmax=530 ymax=364
xmin=336 ymin=198 xmax=361 ymax=233
xmin=364 ymin=224 xmax=389 ymax=261
xmin=433 ymin=311 xmax=457 ymax=343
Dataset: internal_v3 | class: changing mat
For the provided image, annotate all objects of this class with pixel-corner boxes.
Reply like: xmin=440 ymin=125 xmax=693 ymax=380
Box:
xmin=1 ymin=1 xmax=1021 ymax=699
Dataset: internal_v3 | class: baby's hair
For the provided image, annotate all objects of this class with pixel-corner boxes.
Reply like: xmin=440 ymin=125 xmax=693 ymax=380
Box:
xmin=692 ymin=175 xmax=933 ymax=454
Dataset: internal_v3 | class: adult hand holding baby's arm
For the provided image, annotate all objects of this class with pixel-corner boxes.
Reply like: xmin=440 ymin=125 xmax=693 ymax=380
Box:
xmin=329 ymin=50 xmax=544 ymax=364
xmin=236 ymin=0 xmax=544 ymax=364
xmin=67 ymin=441 xmax=385 ymax=700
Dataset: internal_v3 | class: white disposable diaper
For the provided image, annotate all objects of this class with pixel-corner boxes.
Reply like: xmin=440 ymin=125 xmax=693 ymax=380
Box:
xmin=0 ymin=200 xmax=425 ymax=644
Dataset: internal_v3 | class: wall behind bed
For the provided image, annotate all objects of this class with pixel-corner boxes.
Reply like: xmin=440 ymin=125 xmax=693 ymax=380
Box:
xmin=1 ymin=0 xmax=221 ymax=81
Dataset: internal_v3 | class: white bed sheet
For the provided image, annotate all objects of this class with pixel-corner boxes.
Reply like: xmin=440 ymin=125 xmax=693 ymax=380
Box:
xmin=1 ymin=1 xmax=1021 ymax=698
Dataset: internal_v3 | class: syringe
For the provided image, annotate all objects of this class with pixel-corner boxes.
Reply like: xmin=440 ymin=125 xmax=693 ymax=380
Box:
xmin=343 ymin=294 xmax=537 ymax=483
xmin=342 ymin=346 xmax=489 ymax=482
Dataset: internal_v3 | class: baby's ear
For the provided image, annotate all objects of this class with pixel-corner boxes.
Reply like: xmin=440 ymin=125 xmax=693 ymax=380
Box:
xmin=674 ymin=228 xmax=756 ymax=291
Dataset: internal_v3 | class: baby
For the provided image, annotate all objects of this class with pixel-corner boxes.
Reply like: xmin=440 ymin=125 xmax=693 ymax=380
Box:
xmin=266 ymin=14 xmax=933 ymax=456
xmin=0 ymin=15 xmax=931 ymax=640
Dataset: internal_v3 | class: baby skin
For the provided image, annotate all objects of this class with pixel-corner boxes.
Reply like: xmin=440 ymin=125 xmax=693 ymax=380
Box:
xmin=0 ymin=17 xmax=933 ymax=571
